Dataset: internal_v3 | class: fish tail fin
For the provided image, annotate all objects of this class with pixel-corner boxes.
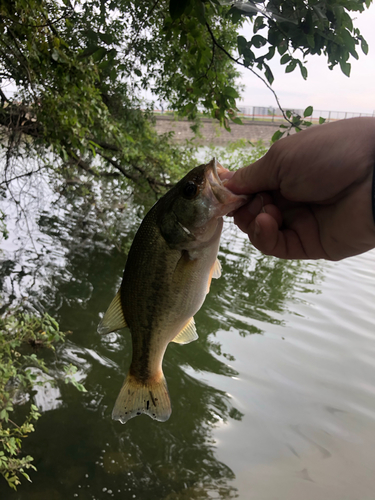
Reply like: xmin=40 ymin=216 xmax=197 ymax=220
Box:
xmin=112 ymin=372 xmax=171 ymax=424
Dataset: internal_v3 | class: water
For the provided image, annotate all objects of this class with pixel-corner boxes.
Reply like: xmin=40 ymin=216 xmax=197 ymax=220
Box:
xmin=1 ymin=169 xmax=375 ymax=499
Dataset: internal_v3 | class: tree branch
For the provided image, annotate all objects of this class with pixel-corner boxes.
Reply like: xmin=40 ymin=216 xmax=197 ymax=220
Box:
xmin=204 ymin=21 xmax=292 ymax=126
xmin=0 ymin=165 xmax=48 ymax=187
xmin=0 ymin=88 xmax=10 ymax=105
xmin=96 ymin=151 xmax=140 ymax=183
xmin=97 ymin=150 xmax=173 ymax=191
xmin=1 ymin=12 xmax=73 ymax=30
xmin=0 ymin=103 xmax=172 ymax=189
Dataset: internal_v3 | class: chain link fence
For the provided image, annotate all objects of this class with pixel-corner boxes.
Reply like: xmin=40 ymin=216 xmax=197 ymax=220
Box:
xmin=237 ymin=106 xmax=375 ymax=123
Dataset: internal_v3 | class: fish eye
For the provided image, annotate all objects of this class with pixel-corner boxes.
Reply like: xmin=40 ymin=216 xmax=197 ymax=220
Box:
xmin=183 ymin=181 xmax=198 ymax=199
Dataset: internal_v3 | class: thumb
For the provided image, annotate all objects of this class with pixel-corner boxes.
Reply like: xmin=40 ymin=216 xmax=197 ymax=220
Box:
xmin=225 ymin=152 xmax=281 ymax=195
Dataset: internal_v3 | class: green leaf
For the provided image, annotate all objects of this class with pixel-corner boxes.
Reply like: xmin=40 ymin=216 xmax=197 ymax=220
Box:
xmin=264 ymin=64 xmax=274 ymax=85
xmin=285 ymin=60 xmax=297 ymax=73
xmin=271 ymin=130 xmax=285 ymax=143
xmin=319 ymin=117 xmax=326 ymax=125
xmin=303 ymin=106 xmax=313 ymax=118
xmin=361 ymin=37 xmax=369 ymax=55
xmin=341 ymin=29 xmax=358 ymax=59
xmin=228 ymin=6 xmax=242 ymax=24
xmin=230 ymin=117 xmax=243 ymax=125
xmin=299 ymin=64 xmax=308 ymax=80
xmin=251 ymin=35 xmax=267 ymax=49
xmin=224 ymin=86 xmax=239 ymax=98
xmin=339 ymin=60 xmax=351 ymax=77
xmin=306 ymin=34 xmax=315 ymax=49
xmin=183 ymin=102 xmax=195 ymax=116
xmin=264 ymin=46 xmax=275 ymax=60
xmin=51 ymin=49 xmax=60 ymax=62
xmin=296 ymin=59 xmax=308 ymax=80
xmin=243 ymin=46 xmax=255 ymax=66
xmin=170 ymin=0 xmax=190 ymax=20
xmin=277 ymin=42 xmax=288 ymax=55
xmin=237 ymin=35 xmax=247 ymax=56
xmin=268 ymin=27 xmax=283 ymax=47
xmin=0 ymin=409 xmax=8 ymax=421
xmin=80 ymin=45 xmax=101 ymax=58
xmin=180 ymin=32 xmax=187 ymax=47
xmin=342 ymin=12 xmax=353 ymax=32
xmin=280 ymin=54 xmax=291 ymax=65
xmin=253 ymin=16 xmax=265 ymax=34
xmin=194 ymin=0 xmax=206 ymax=25
xmin=98 ymin=33 xmax=113 ymax=45
xmin=92 ymin=47 xmax=107 ymax=62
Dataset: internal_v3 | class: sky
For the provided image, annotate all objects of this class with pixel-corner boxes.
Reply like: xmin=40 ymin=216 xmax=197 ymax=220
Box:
xmin=238 ymin=3 xmax=375 ymax=115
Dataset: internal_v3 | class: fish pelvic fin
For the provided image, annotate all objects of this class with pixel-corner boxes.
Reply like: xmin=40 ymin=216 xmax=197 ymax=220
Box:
xmin=171 ymin=317 xmax=198 ymax=344
xmin=212 ymin=257 xmax=222 ymax=279
xmin=97 ymin=290 xmax=127 ymax=335
xmin=206 ymin=257 xmax=222 ymax=294
xmin=112 ymin=372 xmax=171 ymax=424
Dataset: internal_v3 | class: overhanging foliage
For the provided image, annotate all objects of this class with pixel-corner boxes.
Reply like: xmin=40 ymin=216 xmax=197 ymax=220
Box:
xmin=0 ymin=0 xmax=371 ymax=189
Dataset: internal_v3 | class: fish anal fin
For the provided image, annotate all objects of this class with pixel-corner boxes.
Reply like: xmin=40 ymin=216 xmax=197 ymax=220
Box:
xmin=112 ymin=372 xmax=171 ymax=424
xmin=171 ymin=317 xmax=198 ymax=345
xmin=97 ymin=290 xmax=127 ymax=335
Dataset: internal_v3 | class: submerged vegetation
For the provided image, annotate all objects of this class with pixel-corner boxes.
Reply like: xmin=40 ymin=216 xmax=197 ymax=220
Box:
xmin=0 ymin=307 xmax=86 ymax=489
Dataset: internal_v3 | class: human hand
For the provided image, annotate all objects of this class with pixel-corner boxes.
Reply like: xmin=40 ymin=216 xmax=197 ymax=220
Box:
xmin=225 ymin=118 xmax=375 ymax=260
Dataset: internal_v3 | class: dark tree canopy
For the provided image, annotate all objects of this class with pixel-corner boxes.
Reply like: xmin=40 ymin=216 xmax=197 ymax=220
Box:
xmin=0 ymin=0 xmax=371 ymax=190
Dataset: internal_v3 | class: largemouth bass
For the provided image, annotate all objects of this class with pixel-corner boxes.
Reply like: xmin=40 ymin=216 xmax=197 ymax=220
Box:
xmin=98 ymin=159 xmax=248 ymax=424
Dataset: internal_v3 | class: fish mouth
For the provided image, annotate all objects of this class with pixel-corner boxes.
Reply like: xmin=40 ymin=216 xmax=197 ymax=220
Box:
xmin=206 ymin=158 xmax=227 ymax=202
xmin=208 ymin=158 xmax=227 ymax=186
xmin=206 ymin=158 xmax=250 ymax=216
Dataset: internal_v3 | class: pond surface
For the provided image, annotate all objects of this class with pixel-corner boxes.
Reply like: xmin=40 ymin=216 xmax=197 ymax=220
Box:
xmin=1 ymin=169 xmax=375 ymax=500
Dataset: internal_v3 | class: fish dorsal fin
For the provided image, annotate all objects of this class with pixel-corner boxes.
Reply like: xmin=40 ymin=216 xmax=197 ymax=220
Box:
xmin=97 ymin=290 xmax=127 ymax=335
xmin=212 ymin=257 xmax=222 ymax=279
xmin=172 ymin=317 xmax=198 ymax=344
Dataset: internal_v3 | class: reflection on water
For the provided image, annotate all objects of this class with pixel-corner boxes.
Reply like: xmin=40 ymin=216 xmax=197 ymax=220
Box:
xmin=1 ymin=168 xmax=375 ymax=499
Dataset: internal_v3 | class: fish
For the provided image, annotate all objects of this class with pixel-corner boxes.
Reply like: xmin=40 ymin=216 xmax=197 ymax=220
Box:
xmin=98 ymin=158 xmax=249 ymax=424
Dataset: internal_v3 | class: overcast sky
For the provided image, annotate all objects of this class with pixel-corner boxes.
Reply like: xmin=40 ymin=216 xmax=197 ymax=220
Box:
xmin=238 ymin=3 xmax=375 ymax=115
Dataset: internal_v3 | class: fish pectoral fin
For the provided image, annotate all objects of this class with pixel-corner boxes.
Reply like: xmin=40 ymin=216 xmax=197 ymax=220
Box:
xmin=171 ymin=317 xmax=198 ymax=345
xmin=212 ymin=257 xmax=222 ymax=279
xmin=97 ymin=290 xmax=127 ymax=335
xmin=112 ymin=372 xmax=171 ymax=424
